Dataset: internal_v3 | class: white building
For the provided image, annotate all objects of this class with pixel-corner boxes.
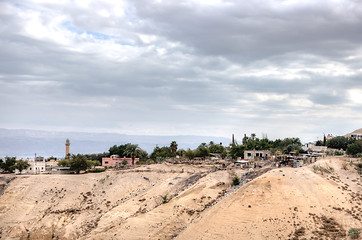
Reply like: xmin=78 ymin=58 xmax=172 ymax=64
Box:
xmin=244 ymin=150 xmax=271 ymax=160
xmin=302 ymin=143 xmax=327 ymax=152
xmin=15 ymin=158 xmax=48 ymax=174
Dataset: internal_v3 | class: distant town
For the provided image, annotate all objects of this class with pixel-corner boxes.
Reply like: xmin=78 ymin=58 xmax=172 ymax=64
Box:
xmin=1 ymin=128 xmax=361 ymax=175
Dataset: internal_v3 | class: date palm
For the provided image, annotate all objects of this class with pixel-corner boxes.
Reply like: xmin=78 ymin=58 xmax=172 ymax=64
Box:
xmin=170 ymin=141 xmax=178 ymax=157
xmin=125 ymin=143 xmax=140 ymax=165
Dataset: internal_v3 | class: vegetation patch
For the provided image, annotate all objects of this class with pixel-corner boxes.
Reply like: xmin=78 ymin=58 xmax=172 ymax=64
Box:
xmin=312 ymin=165 xmax=334 ymax=175
xmin=232 ymin=176 xmax=240 ymax=186
xmin=160 ymin=194 xmax=169 ymax=204
xmin=348 ymin=228 xmax=360 ymax=239
xmin=87 ymin=168 xmax=106 ymax=173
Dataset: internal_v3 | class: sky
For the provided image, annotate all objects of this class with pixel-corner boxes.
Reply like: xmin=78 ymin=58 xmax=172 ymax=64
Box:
xmin=1 ymin=0 xmax=361 ymax=143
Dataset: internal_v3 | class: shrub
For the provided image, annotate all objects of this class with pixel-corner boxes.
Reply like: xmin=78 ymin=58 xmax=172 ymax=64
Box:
xmin=146 ymin=159 xmax=155 ymax=165
xmin=160 ymin=194 xmax=168 ymax=204
xmin=312 ymin=165 xmax=333 ymax=175
xmin=334 ymin=151 xmax=344 ymax=156
xmin=348 ymin=228 xmax=360 ymax=239
xmin=346 ymin=140 xmax=362 ymax=156
xmin=233 ymin=176 xmax=240 ymax=186
xmin=356 ymin=163 xmax=362 ymax=175
xmin=87 ymin=168 xmax=106 ymax=173
xmin=342 ymin=162 xmax=348 ymax=170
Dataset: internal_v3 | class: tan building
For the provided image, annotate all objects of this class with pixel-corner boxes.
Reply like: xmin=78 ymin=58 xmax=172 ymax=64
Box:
xmin=102 ymin=155 xmax=139 ymax=167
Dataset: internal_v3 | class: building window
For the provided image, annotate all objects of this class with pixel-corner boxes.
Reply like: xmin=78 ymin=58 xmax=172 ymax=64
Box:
xmin=260 ymin=153 xmax=263 ymax=157
xmin=105 ymin=161 xmax=109 ymax=164
xmin=30 ymin=168 xmax=32 ymax=170
xmin=248 ymin=153 xmax=251 ymax=157
xmin=256 ymin=153 xmax=259 ymax=157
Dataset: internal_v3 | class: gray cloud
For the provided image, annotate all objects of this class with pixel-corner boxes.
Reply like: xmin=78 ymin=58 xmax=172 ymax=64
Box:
xmin=0 ymin=0 xmax=361 ymax=142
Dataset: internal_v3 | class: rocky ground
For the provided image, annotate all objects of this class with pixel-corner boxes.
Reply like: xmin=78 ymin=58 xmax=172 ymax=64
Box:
xmin=0 ymin=157 xmax=360 ymax=240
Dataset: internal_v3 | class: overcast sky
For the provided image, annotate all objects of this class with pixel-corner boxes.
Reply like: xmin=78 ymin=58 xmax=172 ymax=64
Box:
xmin=1 ymin=0 xmax=361 ymax=143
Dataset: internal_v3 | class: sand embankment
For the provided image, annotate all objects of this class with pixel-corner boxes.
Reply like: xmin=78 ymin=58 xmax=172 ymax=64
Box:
xmin=0 ymin=157 xmax=360 ymax=239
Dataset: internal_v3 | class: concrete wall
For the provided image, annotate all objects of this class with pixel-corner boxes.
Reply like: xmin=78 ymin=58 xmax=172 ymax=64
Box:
xmin=244 ymin=150 xmax=271 ymax=160
xmin=102 ymin=155 xmax=139 ymax=167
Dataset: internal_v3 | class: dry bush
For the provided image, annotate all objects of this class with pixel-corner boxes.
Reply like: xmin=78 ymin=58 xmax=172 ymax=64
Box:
xmin=342 ymin=162 xmax=348 ymax=170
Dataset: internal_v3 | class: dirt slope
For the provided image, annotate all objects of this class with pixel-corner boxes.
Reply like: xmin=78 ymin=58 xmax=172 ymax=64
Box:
xmin=177 ymin=158 xmax=361 ymax=240
xmin=0 ymin=158 xmax=360 ymax=240
xmin=0 ymin=164 xmax=240 ymax=239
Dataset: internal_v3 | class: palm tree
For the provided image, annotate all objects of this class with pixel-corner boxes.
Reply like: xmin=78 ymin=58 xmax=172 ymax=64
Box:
xmin=125 ymin=144 xmax=140 ymax=165
xmin=170 ymin=141 xmax=178 ymax=157
xmin=251 ymin=133 xmax=256 ymax=141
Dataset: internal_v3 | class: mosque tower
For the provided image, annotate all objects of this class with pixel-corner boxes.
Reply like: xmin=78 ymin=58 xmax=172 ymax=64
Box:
xmin=65 ymin=139 xmax=70 ymax=158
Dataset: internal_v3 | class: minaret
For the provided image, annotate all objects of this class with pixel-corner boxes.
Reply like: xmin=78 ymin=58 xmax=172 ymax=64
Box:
xmin=65 ymin=139 xmax=70 ymax=159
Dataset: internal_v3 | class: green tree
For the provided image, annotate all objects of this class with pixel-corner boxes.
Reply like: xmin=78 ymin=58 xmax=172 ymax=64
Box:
xmin=346 ymin=140 xmax=362 ymax=156
xmin=209 ymin=142 xmax=225 ymax=154
xmin=109 ymin=144 xmax=127 ymax=157
xmin=136 ymin=149 xmax=148 ymax=161
xmin=150 ymin=146 xmax=172 ymax=161
xmin=185 ymin=148 xmax=195 ymax=160
xmin=86 ymin=160 xmax=100 ymax=168
xmin=195 ymin=144 xmax=210 ymax=159
xmin=13 ymin=160 xmax=30 ymax=174
xmin=285 ymin=143 xmax=302 ymax=154
xmin=170 ymin=141 xmax=178 ymax=157
xmin=125 ymin=144 xmax=140 ymax=165
xmin=69 ymin=154 xmax=88 ymax=174
xmin=1 ymin=157 xmax=16 ymax=172
xmin=229 ymin=143 xmax=245 ymax=159
xmin=327 ymin=136 xmax=355 ymax=150
xmin=57 ymin=159 xmax=70 ymax=167
xmin=250 ymin=133 xmax=256 ymax=141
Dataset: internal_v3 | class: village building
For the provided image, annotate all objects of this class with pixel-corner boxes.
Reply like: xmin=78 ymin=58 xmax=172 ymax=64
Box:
xmin=302 ymin=143 xmax=327 ymax=152
xmin=234 ymin=160 xmax=250 ymax=168
xmin=344 ymin=128 xmax=362 ymax=140
xmin=102 ymin=155 xmax=139 ymax=167
xmin=14 ymin=157 xmax=48 ymax=174
xmin=244 ymin=150 xmax=271 ymax=160
xmin=325 ymin=134 xmax=334 ymax=141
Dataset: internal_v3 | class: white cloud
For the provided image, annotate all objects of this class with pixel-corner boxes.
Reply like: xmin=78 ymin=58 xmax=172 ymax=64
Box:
xmin=0 ymin=0 xmax=361 ymax=142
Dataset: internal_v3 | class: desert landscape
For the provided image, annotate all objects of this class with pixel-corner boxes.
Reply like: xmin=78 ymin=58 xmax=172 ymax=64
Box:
xmin=0 ymin=156 xmax=360 ymax=240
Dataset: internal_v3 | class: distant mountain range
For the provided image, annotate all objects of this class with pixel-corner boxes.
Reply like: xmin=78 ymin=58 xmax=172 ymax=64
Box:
xmin=0 ymin=128 xmax=231 ymax=158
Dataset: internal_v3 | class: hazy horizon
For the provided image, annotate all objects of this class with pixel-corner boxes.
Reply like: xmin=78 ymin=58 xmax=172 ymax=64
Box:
xmin=0 ymin=127 xmax=358 ymax=159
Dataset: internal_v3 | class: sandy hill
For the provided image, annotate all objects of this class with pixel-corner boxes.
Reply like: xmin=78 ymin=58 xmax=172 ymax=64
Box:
xmin=345 ymin=128 xmax=362 ymax=138
xmin=177 ymin=158 xmax=361 ymax=240
xmin=0 ymin=158 xmax=361 ymax=239
xmin=0 ymin=164 xmax=244 ymax=239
